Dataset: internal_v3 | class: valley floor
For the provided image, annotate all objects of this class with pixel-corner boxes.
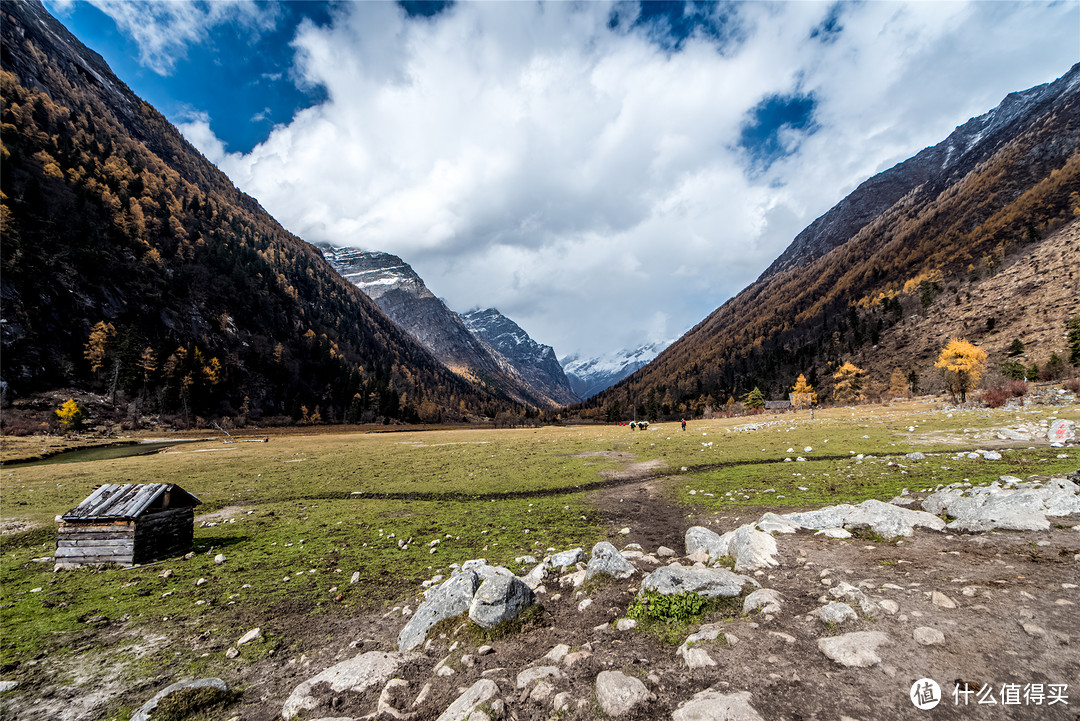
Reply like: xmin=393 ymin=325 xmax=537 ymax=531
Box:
xmin=1 ymin=398 xmax=1078 ymax=720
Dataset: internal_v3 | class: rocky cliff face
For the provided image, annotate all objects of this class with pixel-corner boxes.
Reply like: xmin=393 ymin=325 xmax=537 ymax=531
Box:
xmin=317 ymin=244 xmax=566 ymax=408
xmin=460 ymin=309 xmax=580 ymax=407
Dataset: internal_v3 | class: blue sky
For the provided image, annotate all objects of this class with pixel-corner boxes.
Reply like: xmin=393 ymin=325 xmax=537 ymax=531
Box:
xmin=44 ymin=1 xmax=1080 ymax=360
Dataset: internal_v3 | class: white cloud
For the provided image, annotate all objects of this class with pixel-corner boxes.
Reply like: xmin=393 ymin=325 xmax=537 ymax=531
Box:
xmin=89 ymin=0 xmax=279 ymax=75
xmin=179 ymin=0 xmax=1079 ymax=360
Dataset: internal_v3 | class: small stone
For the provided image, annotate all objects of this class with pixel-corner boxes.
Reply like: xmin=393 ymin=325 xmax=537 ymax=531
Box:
xmin=1022 ymin=623 xmax=1046 ymax=637
xmin=818 ymin=632 xmax=890 ymax=668
xmin=931 ymin=591 xmax=957 ymax=609
xmin=477 ymin=645 xmax=495 ymax=656
xmin=816 ymin=602 xmax=857 ymax=625
xmin=913 ymin=627 xmax=945 ymax=646
xmin=616 ymin=618 xmax=638 ymax=631
xmin=878 ymin=600 xmax=899 ymax=615
xmin=225 ymin=647 xmax=239 ymax=659
xmin=214 ymin=554 xmax=226 ymax=564
xmin=0 ymin=682 xmax=18 ymax=693
xmin=529 ymin=680 xmax=554 ymax=703
xmin=594 ymin=670 xmax=656 ymax=717
xmin=517 ymin=666 xmax=563 ymax=690
xmin=195 ymin=578 xmax=207 ymax=586
xmin=543 ymin=644 xmax=570 ymax=664
xmin=672 ymin=689 xmax=764 ymax=721
xmin=237 ymin=628 xmax=261 ymax=646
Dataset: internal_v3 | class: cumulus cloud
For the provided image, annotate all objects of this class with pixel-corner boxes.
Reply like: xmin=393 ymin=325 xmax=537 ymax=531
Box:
xmin=178 ymin=0 xmax=1078 ymax=359
xmin=88 ymin=0 xmax=279 ymax=74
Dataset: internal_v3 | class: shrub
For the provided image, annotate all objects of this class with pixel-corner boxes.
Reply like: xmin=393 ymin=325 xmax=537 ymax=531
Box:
xmin=1064 ymin=377 xmax=1080 ymax=394
xmin=1006 ymin=380 xmax=1029 ymax=397
xmin=983 ymin=387 xmax=1010 ymax=408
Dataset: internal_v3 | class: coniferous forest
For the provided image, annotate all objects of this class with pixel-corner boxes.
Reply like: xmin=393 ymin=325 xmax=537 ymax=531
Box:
xmin=1 ymin=3 xmax=521 ymax=426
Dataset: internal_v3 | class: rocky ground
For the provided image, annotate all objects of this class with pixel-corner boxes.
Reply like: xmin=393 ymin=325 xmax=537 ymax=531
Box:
xmin=101 ymin=472 xmax=1079 ymax=721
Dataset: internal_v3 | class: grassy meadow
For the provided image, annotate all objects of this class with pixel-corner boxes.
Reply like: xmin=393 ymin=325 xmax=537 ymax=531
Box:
xmin=1 ymin=399 xmax=1077 ymax=714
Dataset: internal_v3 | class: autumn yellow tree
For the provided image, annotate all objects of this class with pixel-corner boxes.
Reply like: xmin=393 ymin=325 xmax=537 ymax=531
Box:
xmin=832 ymin=362 xmax=866 ymax=404
xmin=55 ymin=398 xmax=83 ymax=431
xmin=888 ymin=369 xmax=910 ymax=399
xmin=935 ymin=338 xmax=987 ymax=403
xmin=84 ymin=321 xmax=115 ymax=373
xmin=791 ymin=374 xmax=817 ymax=410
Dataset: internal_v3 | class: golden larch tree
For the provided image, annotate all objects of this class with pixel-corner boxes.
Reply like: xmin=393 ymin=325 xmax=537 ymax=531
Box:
xmin=84 ymin=321 xmax=115 ymax=373
xmin=832 ymin=362 xmax=866 ymax=404
xmin=791 ymin=374 xmax=817 ymax=410
xmin=888 ymin=369 xmax=910 ymax=399
xmin=935 ymin=338 xmax=987 ymax=403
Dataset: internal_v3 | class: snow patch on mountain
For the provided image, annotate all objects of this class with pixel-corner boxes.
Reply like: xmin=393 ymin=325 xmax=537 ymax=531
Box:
xmin=561 ymin=340 xmax=672 ymax=400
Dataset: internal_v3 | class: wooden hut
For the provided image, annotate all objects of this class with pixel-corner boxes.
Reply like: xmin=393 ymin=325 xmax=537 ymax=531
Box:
xmin=55 ymin=484 xmax=200 ymax=568
xmin=765 ymin=400 xmax=793 ymax=413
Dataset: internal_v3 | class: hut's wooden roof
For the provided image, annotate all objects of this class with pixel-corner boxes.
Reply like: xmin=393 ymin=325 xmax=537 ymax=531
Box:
xmin=61 ymin=483 xmax=200 ymax=521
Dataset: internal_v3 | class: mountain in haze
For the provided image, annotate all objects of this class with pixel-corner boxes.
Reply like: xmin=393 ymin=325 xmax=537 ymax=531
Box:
xmin=0 ymin=0 xmax=508 ymax=424
xmin=316 ymin=244 xmax=569 ymax=408
xmin=580 ymin=64 xmax=1080 ymax=419
xmin=459 ymin=308 xmax=579 ymax=407
xmin=560 ymin=341 xmax=671 ymax=400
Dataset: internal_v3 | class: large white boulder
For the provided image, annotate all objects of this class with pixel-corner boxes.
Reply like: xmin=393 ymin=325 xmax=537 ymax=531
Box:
xmin=642 ymin=565 xmax=758 ymax=598
xmin=398 ymin=571 xmax=480 ymax=652
xmin=281 ymin=652 xmax=406 ymax=720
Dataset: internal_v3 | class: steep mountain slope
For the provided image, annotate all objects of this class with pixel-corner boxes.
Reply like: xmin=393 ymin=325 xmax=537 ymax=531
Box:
xmin=316 ymin=244 xmax=556 ymax=408
xmin=0 ymin=1 xmax=503 ymax=424
xmin=560 ymin=341 xmax=670 ymax=400
xmin=581 ymin=64 xmax=1080 ymax=418
xmin=459 ymin=308 xmax=579 ymax=407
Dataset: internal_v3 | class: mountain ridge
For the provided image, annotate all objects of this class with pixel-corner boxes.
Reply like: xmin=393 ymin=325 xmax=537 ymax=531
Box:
xmin=0 ymin=0 xmax=508 ymax=425
xmin=580 ymin=63 xmax=1080 ymax=418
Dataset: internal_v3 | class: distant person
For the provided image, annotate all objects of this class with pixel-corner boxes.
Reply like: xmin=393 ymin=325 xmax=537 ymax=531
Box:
xmin=681 ymin=419 xmax=686 ymax=431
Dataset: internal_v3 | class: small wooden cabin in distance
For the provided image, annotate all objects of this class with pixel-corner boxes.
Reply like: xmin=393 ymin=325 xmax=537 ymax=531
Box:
xmin=55 ymin=484 xmax=200 ymax=569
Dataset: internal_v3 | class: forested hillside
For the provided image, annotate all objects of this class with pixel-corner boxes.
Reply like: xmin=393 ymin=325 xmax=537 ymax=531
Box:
xmin=0 ymin=1 xmax=511 ymax=425
xmin=578 ymin=65 xmax=1080 ymax=421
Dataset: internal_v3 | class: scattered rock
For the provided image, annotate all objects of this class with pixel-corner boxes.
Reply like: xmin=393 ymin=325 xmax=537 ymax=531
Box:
xmin=516 ymin=666 xmax=563 ymax=689
xmin=922 ymin=476 xmax=1080 ymax=532
xmin=398 ymin=572 xmax=479 ymax=652
xmin=642 ymin=565 xmax=758 ymax=598
xmin=718 ymin=524 xmax=779 ymax=572
xmin=685 ymin=526 xmax=726 ymax=559
xmin=543 ymin=644 xmax=569 ymax=664
xmin=742 ymin=588 xmax=783 ymax=615
xmin=586 ymin=542 xmax=636 ymax=580
xmin=281 ymin=652 xmax=406 ymax=720
xmin=0 ymin=682 xmax=17 ymax=693
xmin=436 ymin=679 xmax=499 ymax=721
xmin=132 ymin=678 xmax=228 ymax=721
xmin=931 ymin=591 xmax=957 ymax=609
xmin=236 ymin=627 xmax=261 ymax=646
xmin=672 ymin=689 xmax=765 ymax=721
xmin=913 ymin=627 xmax=945 ymax=646
xmin=469 ymin=575 xmax=536 ymax=629
xmin=815 ymin=601 xmax=857 ymax=626
xmin=817 ymin=632 xmax=890 ymax=668
xmin=594 ymin=670 xmax=656 ymax=717
xmin=1048 ymin=419 xmax=1076 ymax=444
xmin=786 ymin=499 xmax=945 ymax=537
xmin=377 ymin=678 xmax=410 ymax=716
xmin=551 ymin=548 xmax=586 ymax=568
xmin=755 ymin=513 xmax=801 ymax=534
